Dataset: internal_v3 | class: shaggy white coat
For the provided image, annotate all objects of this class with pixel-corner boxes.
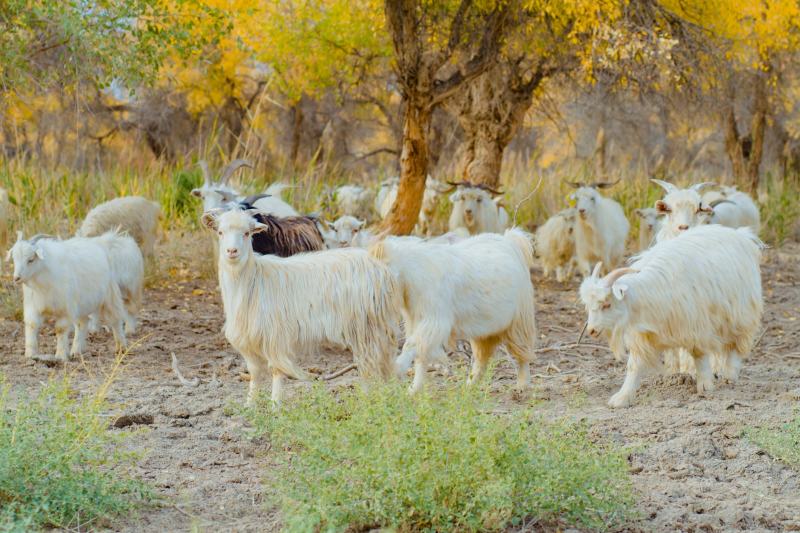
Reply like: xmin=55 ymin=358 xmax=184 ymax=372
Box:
xmin=448 ymin=186 xmax=507 ymax=235
xmin=78 ymin=196 xmax=161 ymax=258
xmin=579 ymin=224 xmax=763 ymax=408
xmin=203 ymin=209 xmax=401 ymax=405
xmin=91 ymin=230 xmax=144 ymax=334
xmin=702 ymin=186 xmax=760 ymax=234
xmin=335 ymin=185 xmax=375 ymax=220
xmin=8 ymin=234 xmax=126 ymax=361
xmin=534 ymin=208 xmax=577 ymax=282
xmin=370 ymin=228 xmax=537 ymax=393
xmin=572 ymin=187 xmax=629 ymax=275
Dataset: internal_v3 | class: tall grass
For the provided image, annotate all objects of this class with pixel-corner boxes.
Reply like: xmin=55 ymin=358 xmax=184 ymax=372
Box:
xmin=0 ymin=371 xmax=153 ymax=531
xmin=0 ymin=156 xmax=797 ymax=249
xmin=247 ymin=383 xmax=633 ymax=532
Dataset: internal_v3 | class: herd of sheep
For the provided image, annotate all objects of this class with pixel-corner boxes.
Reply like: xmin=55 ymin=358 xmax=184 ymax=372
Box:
xmin=4 ymin=159 xmax=766 ymax=408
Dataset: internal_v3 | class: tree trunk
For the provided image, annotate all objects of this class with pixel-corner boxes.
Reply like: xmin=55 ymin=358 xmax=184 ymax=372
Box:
xmin=724 ymin=103 xmax=746 ymax=183
xmin=448 ymin=63 xmax=542 ymax=188
xmin=380 ymin=103 xmax=430 ymax=234
xmin=747 ymin=74 xmax=767 ymax=194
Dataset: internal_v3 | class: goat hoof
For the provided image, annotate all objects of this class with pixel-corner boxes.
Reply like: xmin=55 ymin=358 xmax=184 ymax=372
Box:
xmin=608 ymin=392 xmax=633 ymax=408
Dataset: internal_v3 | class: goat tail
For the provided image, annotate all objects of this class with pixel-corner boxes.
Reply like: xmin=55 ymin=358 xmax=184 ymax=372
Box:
xmin=504 ymin=227 xmax=536 ymax=268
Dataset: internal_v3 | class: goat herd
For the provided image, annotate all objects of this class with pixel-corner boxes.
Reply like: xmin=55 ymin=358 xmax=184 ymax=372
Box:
xmin=6 ymin=160 xmax=765 ymax=409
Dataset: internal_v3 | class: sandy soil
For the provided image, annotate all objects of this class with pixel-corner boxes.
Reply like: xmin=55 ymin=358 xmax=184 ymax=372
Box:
xmin=0 ymin=242 xmax=798 ymax=532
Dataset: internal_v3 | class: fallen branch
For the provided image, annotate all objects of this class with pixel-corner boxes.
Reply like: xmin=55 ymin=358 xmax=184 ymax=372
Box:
xmin=534 ymin=342 xmax=612 ymax=354
xmin=318 ymin=364 xmax=358 ymax=381
xmin=171 ymin=352 xmax=200 ymax=388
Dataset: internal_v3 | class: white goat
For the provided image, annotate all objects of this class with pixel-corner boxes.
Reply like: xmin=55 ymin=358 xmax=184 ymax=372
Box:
xmin=330 ymin=215 xmax=375 ymax=248
xmin=534 ymin=208 xmax=577 ymax=282
xmin=191 ymin=159 xmax=298 ymax=217
xmin=90 ymin=230 xmax=144 ymax=334
xmin=568 ymin=181 xmax=629 ymax=276
xmin=375 ymin=177 xmax=400 ymax=218
xmin=580 ymin=224 xmax=763 ymax=408
xmin=634 ymin=207 xmax=663 ymax=250
xmin=650 ymin=180 xmax=715 ymax=242
xmin=335 ymin=185 xmax=374 ymax=220
xmin=370 ymin=229 xmax=537 ymax=393
xmin=201 ymin=208 xmax=401 ymax=405
xmin=447 ymin=181 xmax=507 ymax=235
xmin=8 ymin=233 xmax=127 ymax=361
xmin=701 ymin=186 xmax=760 ymax=234
xmin=78 ymin=196 xmax=161 ymax=258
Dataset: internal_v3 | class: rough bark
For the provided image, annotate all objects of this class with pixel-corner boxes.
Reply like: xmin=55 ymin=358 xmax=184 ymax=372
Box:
xmin=724 ymin=101 xmax=746 ymax=182
xmin=380 ymin=0 xmax=508 ymax=234
xmin=447 ymin=62 xmax=542 ymax=187
xmin=384 ymin=103 xmax=431 ymax=234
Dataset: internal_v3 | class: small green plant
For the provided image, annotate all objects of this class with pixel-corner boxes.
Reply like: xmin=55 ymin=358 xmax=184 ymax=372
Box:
xmin=248 ymin=383 xmax=633 ymax=532
xmin=747 ymin=412 xmax=800 ymax=469
xmin=760 ymin=174 xmax=800 ymax=246
xmin=0 ymin=375 xmax=153 ymax=531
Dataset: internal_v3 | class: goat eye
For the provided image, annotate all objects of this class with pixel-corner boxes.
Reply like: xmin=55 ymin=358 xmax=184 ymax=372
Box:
xmin=27 ymin=257 xmax=35 ymax=264
xmin=217 ymin=231 xmax=222 ymax=236
xmin=244 ymin=231 xmax=250 ymax=237
xmin=477 ymin=198 xmax=482 ymax=203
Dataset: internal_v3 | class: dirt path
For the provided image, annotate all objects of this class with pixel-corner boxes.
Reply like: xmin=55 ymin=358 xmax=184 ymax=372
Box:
xmin=0 ymin=244 xmax=797 ymax=532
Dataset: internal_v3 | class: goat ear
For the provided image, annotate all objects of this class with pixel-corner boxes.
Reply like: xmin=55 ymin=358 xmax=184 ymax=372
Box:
xmin=200 ymin=211 xmax=219 ymax=231
xmin=355 ymin=219 xmax=365 ymax=229
xmin=612 ymin=283 xmax=628 ymax=301
xmin=655 ymin=200 xmax=670 ymax=213
xmin=698 ymin=203 xmax=713 ymax=213
xmin=449 ymin=192 xmax=459 ymax=202
xmin=34 ymin=247 xmax=44 ymax=260
xmin=15 ymin=231 xmax=23 ymax=242
xmin=191 ymin=188 xmax=203 ymax=198
xmin=251 ymin=222 xmax=269 ymax=235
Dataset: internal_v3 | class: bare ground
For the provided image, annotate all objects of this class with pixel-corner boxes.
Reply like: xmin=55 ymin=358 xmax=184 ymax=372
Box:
xmin=0 ymin=242 xmax=798 ymax=532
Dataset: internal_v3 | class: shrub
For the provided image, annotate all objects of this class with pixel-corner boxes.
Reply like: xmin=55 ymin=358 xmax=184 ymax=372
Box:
xmin=747 ymin=413 xmax=800 ymax=469
xmin=0 ymin=376 xmax=153 ymax=531
xmin=248 ymin=383 xmax=633 ymax=532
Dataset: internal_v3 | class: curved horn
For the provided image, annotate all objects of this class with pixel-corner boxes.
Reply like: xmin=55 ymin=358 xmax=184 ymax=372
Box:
xmin=601 ymin=267 xmax=637 ymax=288
xmin=650 ymin=179 xmax=677 ymax=194
xmin=475 ymin=183 xmax=504 ymax=196
xmin=690 ymin=182 xmax=718 ymax=193
xmin=592 ymin=179 xmax=621 ymax=189
xmin=29 ymin=234 xmax=54 ymax=243
xmin=591 ymin=262 xmax=603 ymax=278
xmin=444 ymin=180 xmax=471 ymax=193
xmin=709 ymin=198 xmax=736 ymax=208
xmin=198 ymin=160 xmax=212 ymax=186
xmin=16 ymin=230 xmax=23 ymax=242
xmin=219 ymin=159 xmax=253 ymax=184
xmin=565 ymin=181 xmax=584 ymax=189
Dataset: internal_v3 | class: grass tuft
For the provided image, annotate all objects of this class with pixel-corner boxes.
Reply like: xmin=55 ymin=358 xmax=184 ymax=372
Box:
xmin=746 ymin=412 xmax=800 ymax=469
xmin=247 ymin=383 xmax=633 ymax=532
xmin=0 ymin=375 xmax=153 ymax=531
